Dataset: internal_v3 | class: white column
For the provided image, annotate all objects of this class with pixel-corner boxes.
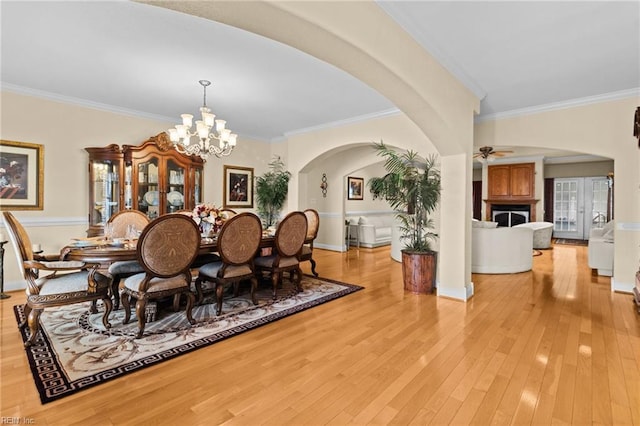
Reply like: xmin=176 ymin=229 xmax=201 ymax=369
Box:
xmin=437 ymin=152 xmax=474 ymax=301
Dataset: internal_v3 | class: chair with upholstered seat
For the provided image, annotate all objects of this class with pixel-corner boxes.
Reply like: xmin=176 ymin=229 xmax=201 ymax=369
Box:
xmin=220 ymin=208 xmax=237 ymax=220
xmin=107 ymin=209 xmax=149 ymax=239
xmin=254 ymin=211 xmax=308 ymax=299
xmin=2 ymin=212 xmax=113 ymax=347
xmin=105 ymin=210 xmax=151 ymax=309
xmin=300 ymin=208 xmax=320 ymax=277
xmin=120 ymin=214 xmax=199 ymax=338
xmin=194 ymin=212 xmax=262 ymax=314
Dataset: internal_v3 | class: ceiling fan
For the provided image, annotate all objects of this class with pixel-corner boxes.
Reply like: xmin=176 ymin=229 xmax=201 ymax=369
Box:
xmin=473 ymin=146 xmax=514 ymax=160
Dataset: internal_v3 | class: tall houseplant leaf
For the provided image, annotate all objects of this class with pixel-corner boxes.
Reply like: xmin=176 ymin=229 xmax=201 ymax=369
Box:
xmin=368 ymin=140 xmax=441 ymax=252
xmin=255 ymin=156 xmax=291 ymax=228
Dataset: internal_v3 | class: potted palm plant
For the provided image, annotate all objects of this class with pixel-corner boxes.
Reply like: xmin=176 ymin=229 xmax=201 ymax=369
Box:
xmin=255 ymin=156 xmax=291 ymax=229
xmin=368 ymin=141 xmax=441 ymax=294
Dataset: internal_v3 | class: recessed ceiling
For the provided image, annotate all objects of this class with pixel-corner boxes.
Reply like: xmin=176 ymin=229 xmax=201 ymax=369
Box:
xmin=2 ymin=1 xmax=638 ymax=147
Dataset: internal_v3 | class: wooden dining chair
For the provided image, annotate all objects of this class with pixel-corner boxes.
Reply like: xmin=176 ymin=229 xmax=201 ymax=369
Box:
xmin=220 ymin=208 xmax=237 ymax=220
xmin=254 ymin=211 xmax=308 ymax=299
xmin=106 ymin=210 xmax=151 ymax=309
xmin=2 ymin=212 xmax=113 ymax=347
xmin=300 ymin=208 xmax=320 ymax=277
xmin=107 ymin=209 xmax=150 ymax=239
xmin=120 ymin=214 xmax=199 ymax=338
xmin=194 ymin=212 xmax=262 ymax=314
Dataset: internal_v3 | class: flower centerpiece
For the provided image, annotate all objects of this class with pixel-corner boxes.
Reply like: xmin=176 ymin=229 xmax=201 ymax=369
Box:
xmin=192 ymin=203 xmax=225 ymax=236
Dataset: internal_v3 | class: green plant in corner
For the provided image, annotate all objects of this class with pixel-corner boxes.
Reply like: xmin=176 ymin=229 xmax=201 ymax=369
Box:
xmin=368 ymin=140 xmax=441 ymax=253
xmin=255 ymin=156 xmax=292 ymax=228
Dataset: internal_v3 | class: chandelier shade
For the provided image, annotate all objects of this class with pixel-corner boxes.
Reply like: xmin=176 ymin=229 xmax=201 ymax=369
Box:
xmin=167 ymin=80 xmax=237 ymax=160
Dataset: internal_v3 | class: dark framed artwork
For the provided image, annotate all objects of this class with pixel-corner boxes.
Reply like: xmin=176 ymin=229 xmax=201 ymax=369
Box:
xmin=634 ymin=106 xmax=640 ymax=147
xmin=0 ymin=140 xmax=44 ymax=210
xmin=223 ymin=165 xmax=253 ymax=208
xmin=347 ymin=176 xmax=364 ymax=200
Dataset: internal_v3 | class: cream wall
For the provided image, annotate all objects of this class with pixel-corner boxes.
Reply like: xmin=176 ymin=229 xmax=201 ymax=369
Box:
xmin=475 ymin=96 xmax=640 ymax=292
xmin=0 ymin=91 xmax=270 ymax=291
xmin=544 ymin=160 xmax=614 ymax=178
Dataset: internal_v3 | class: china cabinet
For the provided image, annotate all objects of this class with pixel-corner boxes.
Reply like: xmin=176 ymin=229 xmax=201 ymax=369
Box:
xmin=85 ymin=144 xmax=126 ymax=237
xmin=86 ymin=133 xmax=204 ymax=236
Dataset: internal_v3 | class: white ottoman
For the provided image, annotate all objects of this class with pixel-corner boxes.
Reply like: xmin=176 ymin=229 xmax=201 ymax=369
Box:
xmin=514 ymin=222 xmax=554 ymax=249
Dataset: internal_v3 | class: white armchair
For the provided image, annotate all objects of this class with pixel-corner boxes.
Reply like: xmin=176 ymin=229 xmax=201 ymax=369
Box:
xmin=588 ymin=221 xmax=614 ymax=276
xmin=472 ymin=226 xmax=533 ymax=274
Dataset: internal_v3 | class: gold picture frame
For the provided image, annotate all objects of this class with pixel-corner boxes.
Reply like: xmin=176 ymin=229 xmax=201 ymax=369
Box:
xmin=0 ymin=140 xmax=44 ymax=210
xmin=223 ymin=165 xmax=254 ymax=208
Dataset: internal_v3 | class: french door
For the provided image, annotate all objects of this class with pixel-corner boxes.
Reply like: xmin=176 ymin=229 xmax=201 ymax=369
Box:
xmin=553 ymin=177 xmax=608 ymax=239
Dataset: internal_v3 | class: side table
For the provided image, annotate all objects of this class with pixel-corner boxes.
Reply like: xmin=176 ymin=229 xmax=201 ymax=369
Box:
xmin=0 ymin=240 xmax=10 ymax=299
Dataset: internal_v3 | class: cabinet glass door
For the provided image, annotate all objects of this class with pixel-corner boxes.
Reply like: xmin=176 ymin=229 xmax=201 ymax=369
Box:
xmin=137 ymin=158 xmax=160 ymax=219
xmin=165 ymin=159 xmax=186 ymax=214
xmin=91 ymin=160 xmax=120 ymax=227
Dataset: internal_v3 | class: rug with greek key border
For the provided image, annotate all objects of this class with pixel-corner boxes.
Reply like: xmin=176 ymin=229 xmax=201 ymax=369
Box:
xmin=13 ymin=275 xmax=363 ymax=404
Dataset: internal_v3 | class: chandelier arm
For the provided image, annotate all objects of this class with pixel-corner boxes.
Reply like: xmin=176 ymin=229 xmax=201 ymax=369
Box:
xmin=168 ymin=80 xmax=235 ymax=160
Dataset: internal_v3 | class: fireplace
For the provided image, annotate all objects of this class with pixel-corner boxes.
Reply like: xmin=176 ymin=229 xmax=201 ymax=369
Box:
xmin=491 ymin=204 xmax=530 ymax=227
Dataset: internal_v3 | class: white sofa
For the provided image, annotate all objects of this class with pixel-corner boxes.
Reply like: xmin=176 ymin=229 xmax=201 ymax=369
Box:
xmin=513 ymin=221 xmax=554 ymax=249
xmin=472 ymin=225 xmax=533 ymax=274
xmin=346 ymin=213 xmax=393 ymax=248
xmin=588 ymin=220 xmax=614 ymax=276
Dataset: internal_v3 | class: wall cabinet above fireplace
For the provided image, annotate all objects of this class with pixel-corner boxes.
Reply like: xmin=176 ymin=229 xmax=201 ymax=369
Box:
xmin=487 ymin=163 xmax=534 ymax=199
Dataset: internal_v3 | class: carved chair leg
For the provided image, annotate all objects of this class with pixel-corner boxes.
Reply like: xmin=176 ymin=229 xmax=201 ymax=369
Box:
xmin=295 ymin=267 xmax=303 ymax=293
xmin=172 ymin=294 xmax=181 ymax=312
xmin=184 ymin=291 xmax=196 ymax=325
xmin=121 ymin=292 xmax=132 ymax=324
xmin=25 ymin=308 xmax=43 ymax=348
xmin=250 ymin=276 xmax=258 ymax=306
xmin=111 ymin=279 xmax=121 ymax=310
xmin=19 ymin=304 xmax=31 ymax=328
xmin=271 ymin=272 xmax=279 ymax=300
xmin=135 ymin=298 xmax=147 ymax=339
xmin=215 ymin=283 xmax=224 ymax=316
xmin=90 ymin=300 xmax=98 ymax=314
xmin=194 ymin=276 xmax=205 ymax=305
xmin=101 ymin=296 xmax=113 ymax=329
xmin=310 ymin=258 xmax=318 ymax=277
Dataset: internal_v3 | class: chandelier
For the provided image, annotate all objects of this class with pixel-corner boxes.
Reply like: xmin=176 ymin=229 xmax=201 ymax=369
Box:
xmin=167 ymin=80 xmax=237 ymax=160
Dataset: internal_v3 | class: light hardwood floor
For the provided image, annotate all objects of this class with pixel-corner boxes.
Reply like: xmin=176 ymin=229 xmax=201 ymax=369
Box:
xmin=1 ymin=244 xmax=639 ymax=425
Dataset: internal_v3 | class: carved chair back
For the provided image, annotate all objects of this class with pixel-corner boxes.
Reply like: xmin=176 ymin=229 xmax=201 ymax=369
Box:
xmin=107 ymin=209 xmax=150 ymax=238
xmin=2 ymin=212 xmax=37 ymax=290
xmin=217 ymin=213 xmax=262 ymax=266
xmin=274 ymin=211 xmax=308 ymax=258
xmin=136 ymin=214 xmax=200 ymax=279
xmin=303 ymin=209 xmax=320 ymax=242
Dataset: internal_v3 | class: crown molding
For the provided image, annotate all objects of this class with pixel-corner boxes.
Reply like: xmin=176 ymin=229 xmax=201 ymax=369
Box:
xmin=476 ymin=88 xmax=640 ymax=123
xmin=1 ymin=82 xmax=176 ymax=123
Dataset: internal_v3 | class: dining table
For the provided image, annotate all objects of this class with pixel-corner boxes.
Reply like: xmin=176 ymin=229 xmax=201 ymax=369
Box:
xmin=60 ymin=234 xmax=276 ymax=267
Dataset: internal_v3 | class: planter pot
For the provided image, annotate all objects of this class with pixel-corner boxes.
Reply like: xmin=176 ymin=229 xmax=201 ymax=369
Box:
xmin=401 ymin=250 xmax=437 ymax=294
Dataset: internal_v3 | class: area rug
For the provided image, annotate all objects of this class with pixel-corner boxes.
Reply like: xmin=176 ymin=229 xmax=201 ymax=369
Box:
xmin=553 ymin=238 xmax=588 ymax=246
xmin=13 ymin=275 xmax=362 ymax=404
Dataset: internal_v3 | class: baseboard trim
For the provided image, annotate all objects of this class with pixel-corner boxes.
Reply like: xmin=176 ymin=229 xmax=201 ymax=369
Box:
xmin=437 ymin=282 xmax=475 ymax=301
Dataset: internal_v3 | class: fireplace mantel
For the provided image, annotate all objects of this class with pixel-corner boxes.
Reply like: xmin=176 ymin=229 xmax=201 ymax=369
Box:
xmin=484 ymin=199 xmax=539 ymax=222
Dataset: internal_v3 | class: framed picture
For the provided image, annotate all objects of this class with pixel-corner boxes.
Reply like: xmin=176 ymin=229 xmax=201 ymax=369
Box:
xmin=0 ymin=140 xmax=44 ymax=210
xmin=223 ymin=165 xmax=254 ymax=208
xmin=347 ymin=176 xmax=364 ymax=200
